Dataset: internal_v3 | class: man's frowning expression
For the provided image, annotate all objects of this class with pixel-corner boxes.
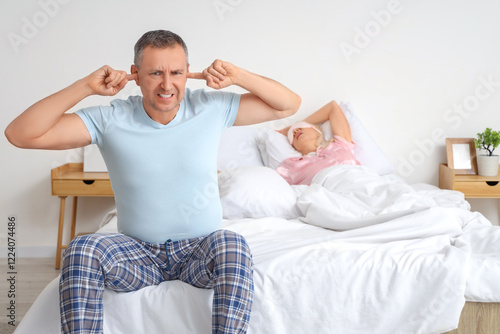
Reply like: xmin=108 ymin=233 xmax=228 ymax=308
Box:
xmin=131 ymin=44 xmax=189 ymax=125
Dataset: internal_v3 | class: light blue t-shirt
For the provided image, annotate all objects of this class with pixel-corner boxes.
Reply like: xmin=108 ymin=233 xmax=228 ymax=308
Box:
xmin=76 ymin=88 xmax=240 ymax=243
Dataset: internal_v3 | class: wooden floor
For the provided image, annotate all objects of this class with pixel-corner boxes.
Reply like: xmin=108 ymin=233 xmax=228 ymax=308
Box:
xmin=1 ymin=258 xmax=60 ymax=328
xmin=445 ymin=302 xmax=500 ymax=334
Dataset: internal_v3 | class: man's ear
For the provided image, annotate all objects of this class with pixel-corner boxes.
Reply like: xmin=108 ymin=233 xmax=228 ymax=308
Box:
xmin=130 ymin=65 xmax=140 ymax=85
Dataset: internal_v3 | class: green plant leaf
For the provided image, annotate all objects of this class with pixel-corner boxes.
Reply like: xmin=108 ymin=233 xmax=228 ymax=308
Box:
xmin=476 ymin=128 xmax=500 ymax=156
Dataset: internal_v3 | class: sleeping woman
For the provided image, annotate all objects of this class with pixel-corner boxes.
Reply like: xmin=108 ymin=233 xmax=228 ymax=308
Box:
xmin=276 ymin=100 xmax=360 ymax=185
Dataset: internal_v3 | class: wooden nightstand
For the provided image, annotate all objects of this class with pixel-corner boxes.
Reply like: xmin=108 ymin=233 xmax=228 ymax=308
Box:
xmin=439 ymin=163 xmax=500 ymax=198
xmin=51 ymin=163 xmax=113 ymax=269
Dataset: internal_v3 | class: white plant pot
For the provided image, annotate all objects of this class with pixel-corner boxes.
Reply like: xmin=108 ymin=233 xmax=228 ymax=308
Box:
xmin=477 ymin=154 xmax=500 ymax=176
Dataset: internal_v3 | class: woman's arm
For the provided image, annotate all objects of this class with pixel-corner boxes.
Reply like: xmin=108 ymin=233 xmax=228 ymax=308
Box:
xmin=303 ymin=100 xmax=353 ymax=143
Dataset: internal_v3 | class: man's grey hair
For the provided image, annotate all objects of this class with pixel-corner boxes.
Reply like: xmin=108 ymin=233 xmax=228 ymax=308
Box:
xmin=134 ymin=30 xmax=189 ymax=69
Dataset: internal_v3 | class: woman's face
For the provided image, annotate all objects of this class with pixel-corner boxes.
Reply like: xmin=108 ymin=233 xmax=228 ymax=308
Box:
xmin=292 ymin=127 xmax=320 ymax=155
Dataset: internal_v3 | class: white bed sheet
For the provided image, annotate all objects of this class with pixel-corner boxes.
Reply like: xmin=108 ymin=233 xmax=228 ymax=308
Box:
xmin=15 ymin=200 xmax=500 ymax=334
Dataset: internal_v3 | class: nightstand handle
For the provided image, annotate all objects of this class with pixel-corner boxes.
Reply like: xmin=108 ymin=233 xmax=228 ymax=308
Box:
xmin=82 ymin=180 xmax=95 ymax=185
xmin=486 ymin=181 xmax=499 ymax=186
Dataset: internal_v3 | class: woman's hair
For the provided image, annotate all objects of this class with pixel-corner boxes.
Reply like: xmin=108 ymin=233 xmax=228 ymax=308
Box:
xmin=134 ymin=30 xmax=189 ymax=69
xmin=312 ymin=124 xmax=332 ymax=148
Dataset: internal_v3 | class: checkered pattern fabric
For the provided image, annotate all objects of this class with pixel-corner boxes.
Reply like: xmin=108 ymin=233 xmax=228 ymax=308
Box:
xmin=60 ymin=230 xmax=254 ymax=334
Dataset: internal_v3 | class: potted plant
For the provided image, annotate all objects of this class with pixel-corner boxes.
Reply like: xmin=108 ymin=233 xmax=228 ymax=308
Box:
xmin=474 ymin=128 xmax=500 ymax=176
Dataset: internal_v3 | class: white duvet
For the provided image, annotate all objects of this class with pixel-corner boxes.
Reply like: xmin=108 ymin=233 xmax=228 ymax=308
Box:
xmin=298 ymin=165 xmax=441 ymax=230
xmin=15 ymin=166 xmax=500 ymax=334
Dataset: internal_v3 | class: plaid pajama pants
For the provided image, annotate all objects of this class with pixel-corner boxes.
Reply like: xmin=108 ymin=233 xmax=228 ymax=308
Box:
xmin=59 ymin=229 xmax=254 ymax=334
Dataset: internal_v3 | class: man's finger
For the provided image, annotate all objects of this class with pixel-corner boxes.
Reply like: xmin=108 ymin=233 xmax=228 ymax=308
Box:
xmin=212 ymin=61 xmax=227 ymax=76
xmin=187 ymin=72 xmax=205 ymax=80
xmin=207 ymin=67 xmax=225 ymax=80
xmin=127 ymin=73 xmax=138 ymax=81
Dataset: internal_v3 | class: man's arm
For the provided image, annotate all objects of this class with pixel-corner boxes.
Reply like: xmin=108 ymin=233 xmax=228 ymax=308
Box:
xmin=187 ymin=60 xmax=301 ymax=125
xmin=5 ymin=66 xmax=135 ymax=150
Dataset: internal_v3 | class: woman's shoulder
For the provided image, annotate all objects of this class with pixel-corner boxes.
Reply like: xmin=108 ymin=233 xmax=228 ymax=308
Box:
xmin=331 ymin=135 xmax=356 ymax=148
xmin=317 ymin=136 xmax=355 ymax=154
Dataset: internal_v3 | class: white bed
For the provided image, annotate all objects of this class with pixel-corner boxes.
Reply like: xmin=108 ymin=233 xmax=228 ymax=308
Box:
xmin=14 ymin=102 xmax=500 ymax=334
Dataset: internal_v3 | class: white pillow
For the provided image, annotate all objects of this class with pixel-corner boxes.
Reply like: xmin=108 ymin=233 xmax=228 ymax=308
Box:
xmin=218 ymin=166 xmax=300 ymax=219
xmin=255 ymin=128 xmax=302 ymax=169
xmin=321 ymin=102 xmax=395 ymax=175
xmin=217 ymin=126 xmax=264 ymax=170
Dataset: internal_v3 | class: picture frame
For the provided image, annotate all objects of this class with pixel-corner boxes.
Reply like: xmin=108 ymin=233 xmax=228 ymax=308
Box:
xmin=445 ymin=138 xmax=478 ymax=175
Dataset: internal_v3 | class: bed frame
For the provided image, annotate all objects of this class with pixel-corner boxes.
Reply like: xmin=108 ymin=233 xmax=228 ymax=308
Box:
xmin=446 ymin=302 xmax=500 ymax=333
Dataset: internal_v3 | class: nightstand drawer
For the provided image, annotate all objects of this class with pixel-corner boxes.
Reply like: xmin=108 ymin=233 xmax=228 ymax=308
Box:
xmin=453 ymin=181 xmax=500 ymax=198
xmin=52 ymin=179 xmax=113 ymax=196
xmin=439 ymin=164 xmax=500 ymax=198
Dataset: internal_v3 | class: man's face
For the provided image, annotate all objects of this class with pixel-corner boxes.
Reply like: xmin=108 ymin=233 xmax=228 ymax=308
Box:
xmin=131 ymin=44 xmax=189 ymax=125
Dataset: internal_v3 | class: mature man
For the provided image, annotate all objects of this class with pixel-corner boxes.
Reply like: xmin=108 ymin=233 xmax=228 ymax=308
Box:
xmin=5 ymin=30 xmax=300 ymax=334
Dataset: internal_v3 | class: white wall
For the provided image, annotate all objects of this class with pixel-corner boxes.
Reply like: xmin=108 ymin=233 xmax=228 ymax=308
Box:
xmin=1 ymin=0 xmax=499 ymax=257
